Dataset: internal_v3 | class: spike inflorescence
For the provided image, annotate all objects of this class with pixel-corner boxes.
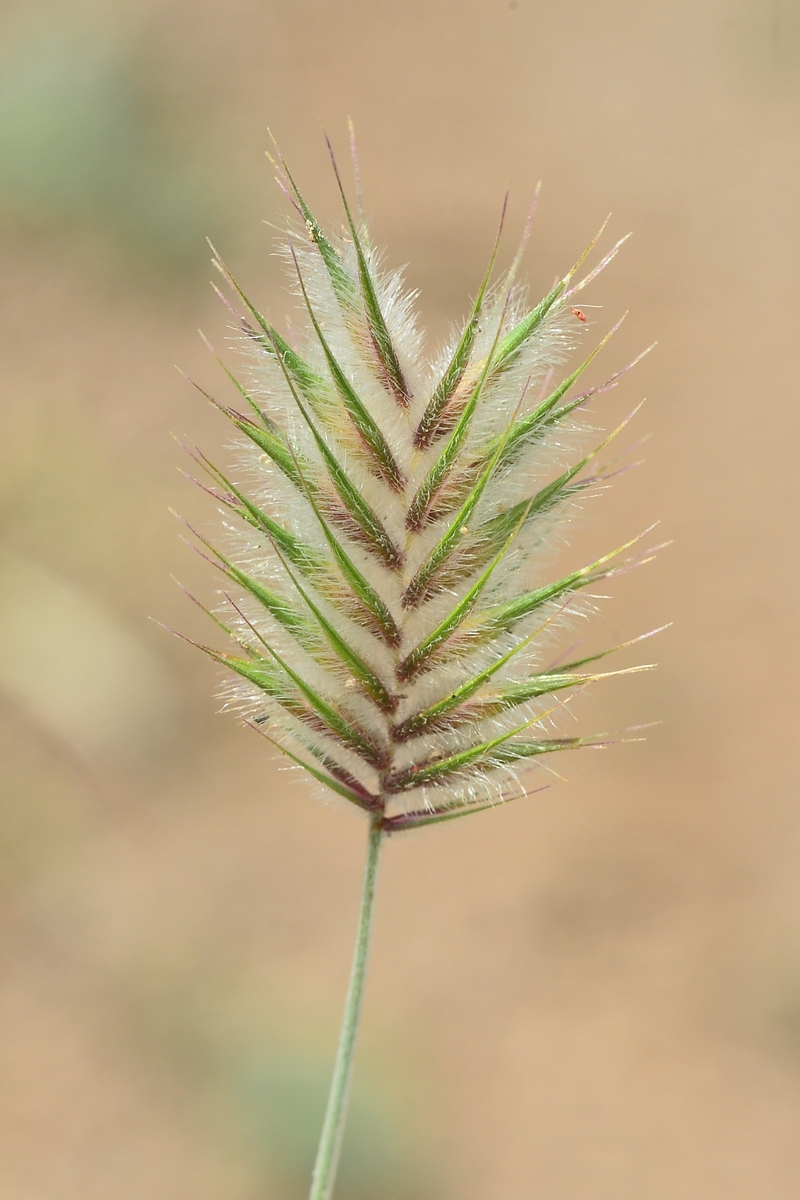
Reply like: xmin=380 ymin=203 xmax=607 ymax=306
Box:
xmin=182 ymin=141 xmax=657 ymax=834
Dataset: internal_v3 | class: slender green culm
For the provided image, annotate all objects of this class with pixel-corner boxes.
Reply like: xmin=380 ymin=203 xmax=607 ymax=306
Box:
xmin=177 ymin=133 xmax=660 ymax=1200
xmin=308 ymin=818 xmax=382 ymax=1200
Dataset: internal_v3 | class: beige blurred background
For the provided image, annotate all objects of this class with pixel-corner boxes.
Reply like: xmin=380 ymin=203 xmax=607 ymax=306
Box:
xmin=1 ymin=1 xmax=799 ymax=1197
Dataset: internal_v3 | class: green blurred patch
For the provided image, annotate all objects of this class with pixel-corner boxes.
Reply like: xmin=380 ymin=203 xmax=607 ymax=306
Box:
xmin=730 ymin=0 xmax=800 ymax=77
xmin=121 ymin=972 xmax=435 ymax=1200
xmin=0 ymin=548 xmax=184 ymax=768
xmin=0 ymin=21 xmax=224 ymax=272
xmin=0 ymin=710 xmax=91 ymax=887
xmin=225 ymin=1045 xmax=423 ymax=1200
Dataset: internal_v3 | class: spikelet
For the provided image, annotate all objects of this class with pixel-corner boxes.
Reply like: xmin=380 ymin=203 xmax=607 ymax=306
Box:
xmin=181 ymin=138 xmax=658 ymax=835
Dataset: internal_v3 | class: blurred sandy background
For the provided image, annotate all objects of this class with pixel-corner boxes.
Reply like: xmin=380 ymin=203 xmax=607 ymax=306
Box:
xmin=0 ymin=1 xmax=799 ymax=1197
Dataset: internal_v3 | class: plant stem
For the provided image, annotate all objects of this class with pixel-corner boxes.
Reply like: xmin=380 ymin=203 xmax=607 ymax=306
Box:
xmin=308 ymin=815 xmax=383 ymax=1200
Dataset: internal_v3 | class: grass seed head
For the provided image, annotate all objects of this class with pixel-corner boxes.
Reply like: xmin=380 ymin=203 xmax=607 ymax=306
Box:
xmin=181 ymin=137 xmax=658 ymax=834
